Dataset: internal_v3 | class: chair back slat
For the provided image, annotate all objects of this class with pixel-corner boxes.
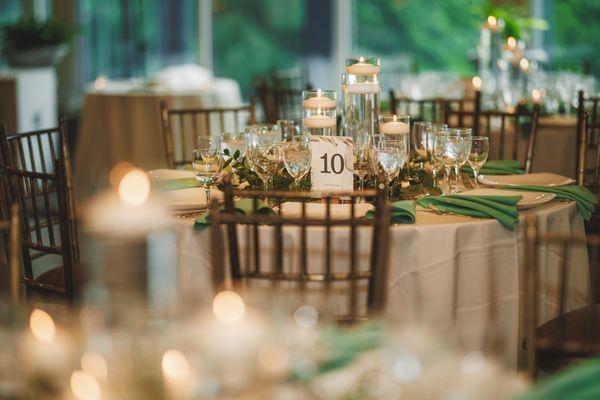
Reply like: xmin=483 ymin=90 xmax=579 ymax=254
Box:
xmin=210 ymin=179 xmax=391 ymax=322
xmin=160 ymin=100 xmax=256 ymax=168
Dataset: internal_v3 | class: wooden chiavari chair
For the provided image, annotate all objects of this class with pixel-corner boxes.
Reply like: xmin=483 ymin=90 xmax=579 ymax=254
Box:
xmin=159 ymin=100 xmax=256 ymax=168
xmin=255 ymin=79 xmax=309 ymax=124
xmin=389 ymin=90 xmax=446 ymax=123
xmin=445 ymin=98 xmax=541 ymax=173
xmin=524 ymin=216 xmax=600 ymax=379
xmin=576 ymin=90 xmax=600 ymax=186
xmin=210 ymin=178 xmax=391 ymax=322
xmin=0 ymin=123 xmax=81 ymax=300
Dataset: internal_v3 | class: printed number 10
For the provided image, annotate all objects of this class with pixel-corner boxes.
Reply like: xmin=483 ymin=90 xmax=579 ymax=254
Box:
xmin=320 ymin=153 xmax=344 ymax=174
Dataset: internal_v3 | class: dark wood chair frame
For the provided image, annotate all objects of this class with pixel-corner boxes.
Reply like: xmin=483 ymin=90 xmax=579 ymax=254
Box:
xmin=210 ymin=178 xmax=392 ymax=322
xmin=444 ymin=94 xmax=541 ymax=173
xmin=160 ymin=100 xmax=256 ymax=168
xmin=576 ymin=90 xmax=600 ymax=186
xmin=0 ymin=122 xmax=79 ymax=299
xmin=524 ymin=216 xmax=600 ymax=379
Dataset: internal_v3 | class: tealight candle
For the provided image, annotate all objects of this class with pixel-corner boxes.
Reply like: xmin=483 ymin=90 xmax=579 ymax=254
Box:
xmin=303 ymin=114 xmax=336 ymax=129
xmin=345 ymin=62 xmax=381 ymax=75
xmin=380 ymin=120 xmax=410 ymax=135
xmin=302 ymin=89 xmax=336 ymax=109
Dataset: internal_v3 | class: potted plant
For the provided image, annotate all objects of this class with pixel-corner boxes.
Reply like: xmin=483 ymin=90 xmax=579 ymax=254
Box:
xmin=1 ymin=18 xmax=77 ymax=68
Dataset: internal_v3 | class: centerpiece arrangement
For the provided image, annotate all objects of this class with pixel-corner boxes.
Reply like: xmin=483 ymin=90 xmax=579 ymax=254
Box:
xmin=194 ymin=57 xmax=453 ymax=202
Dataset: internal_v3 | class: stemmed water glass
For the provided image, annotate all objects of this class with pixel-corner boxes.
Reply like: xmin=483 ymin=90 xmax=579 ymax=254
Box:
xmin=282 ymin=136 xmax=311 ymax=190
xmin=277 ymin=120 xmax=300 ymax=142
xmin=466 ymin=136 xmax=489 ymax=188
xmin=345 ymin=142 xmax=373 ymax=200
xmin=193 ymin=136 xmax=223 ymax=204
xmin=374 ymin=145 xmax=401 ymax=202
xmin=446 ymin=128 xmax=471 ymax=192
xmin=433 ymin=134 xmax=464 ymax=195
xmin=383 ymin=134 xmax=409 ymax=197
xmin=219 ymin=132 xmax=247 ymax=160
xmin=245 ymin=131 xmax=281 ymax=193
xmin=425 ymin=124 xmax=448 ymax=188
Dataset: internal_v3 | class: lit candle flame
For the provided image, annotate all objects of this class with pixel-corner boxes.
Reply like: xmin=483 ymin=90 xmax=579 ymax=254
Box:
xmin=70 ymin=370 xmax=101 ymax=400
xmin=162 ymin=349 xmax=192 ymax=385
xmin=487 ymin=15 xmax=497 ymax=26
xmin=472 ymin=76 xmax=482 ymax=90
xmin=507 ymin=36 xmax=517 ymax=49
xmin=393 ymin=115 xmax=397 ymax=122
xmin=317 ymin=88 xmax=322 ymax=97
xmin=30 ymin=309 xmax=55 ymax=344
xmin=520 ymin=58 xmax=529 ymax=71
xmin=532 ymin=89 xmax=541 ymax=103
xmin=212 ymin=290 xmax=246 ymax=325
xmin=118 ymin=168 xmax=150 ymax=206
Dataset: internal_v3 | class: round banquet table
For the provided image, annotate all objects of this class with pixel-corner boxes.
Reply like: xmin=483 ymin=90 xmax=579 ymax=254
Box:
xmin=73 ymin=78 xmax=242 ymax=203
xmin=166 ymin=200 xmax=590 ymax=369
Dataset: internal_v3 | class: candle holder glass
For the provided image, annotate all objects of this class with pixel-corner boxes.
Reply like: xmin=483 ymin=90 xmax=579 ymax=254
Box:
xmin=302 ymin=89 xmax=337 ymax=136
xmin=344 ymin=57 xmax=381 ymax=143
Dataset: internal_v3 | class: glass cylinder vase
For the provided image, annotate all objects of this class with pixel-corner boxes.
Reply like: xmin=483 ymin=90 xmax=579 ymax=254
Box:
xmin=302 ymin=89 xmax=337 ymax=136
xmin=343 ymin=57 xmax=381 ymax=142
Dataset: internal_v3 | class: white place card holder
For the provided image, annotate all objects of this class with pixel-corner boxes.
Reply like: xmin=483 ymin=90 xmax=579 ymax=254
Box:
xmin=309 ymin=135 xmax=354 ymax=192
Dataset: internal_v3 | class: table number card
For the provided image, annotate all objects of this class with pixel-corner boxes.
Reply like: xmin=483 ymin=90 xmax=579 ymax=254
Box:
xmin=309 ymin=135 xmax=354 ymax=191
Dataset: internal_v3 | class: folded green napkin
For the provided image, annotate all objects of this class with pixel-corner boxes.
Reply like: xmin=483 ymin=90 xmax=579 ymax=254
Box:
xmin=517 ymin=358 xmax=600 ymax=400
xmin=462 ymin=159 xmax=525 ymax=176
xmin=365 ymin=200 xmax=416 ymax=224
xmin=416 ymin=194 xmax=522 ymax=230
xmin=502 ymin=185 xmax=597 ymax=221
xmin=155 ymin=178 xmax=200 ymax=191
xmin=193 ymin=198 xmax=276 ymax=231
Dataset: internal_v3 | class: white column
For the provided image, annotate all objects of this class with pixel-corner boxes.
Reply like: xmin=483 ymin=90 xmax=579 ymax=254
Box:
xmin=198 ymin=0 xmax=213 ymax=71
xmin=333 ymin=0 xmax=353 ymax=86
xmin=531 ymin=0 xmax=544 ymax=51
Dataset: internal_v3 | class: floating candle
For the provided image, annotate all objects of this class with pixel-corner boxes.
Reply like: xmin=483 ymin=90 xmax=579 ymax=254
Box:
xmin=303 ymin=114 xmax=336 ymax=129
xmin=345 ymin=62 xmax=381 ymax=75
xmin=303 ymin=96 xmax=336 ymax=110
xmin=346 ymin=82 xmax=380 ymax=94
xmin=380 ymin=121 xmax=410 ymax=134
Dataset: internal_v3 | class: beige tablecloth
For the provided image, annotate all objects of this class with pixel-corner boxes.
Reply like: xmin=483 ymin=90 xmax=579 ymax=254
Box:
xmin=73 ymin=78 xmax=242 ymax=202
xmin=169 ymin=201 xmax=588 ymax=368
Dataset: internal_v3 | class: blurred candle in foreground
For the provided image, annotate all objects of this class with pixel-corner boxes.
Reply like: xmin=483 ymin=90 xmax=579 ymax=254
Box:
xmin=472 ymin=76 xmax=482 ymax=90
xmin=70 ymin=370 xmax=101 ymax=400
xmin=532 ymin=89 xmax=542 ymax=103
xmin=84 ymin=164 xmax=174 ymax=322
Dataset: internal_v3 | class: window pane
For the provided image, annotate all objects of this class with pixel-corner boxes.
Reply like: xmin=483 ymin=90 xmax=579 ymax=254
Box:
xmin=213 ymin=0 xmax=333 ymax=95
xmin=0 ymin=0 xmax=22 ymax=67
xmin=544 ymin=0 xmax=600 ymax=75
xmin=80 ymin=0 xmax=198 ymax=82
xmin=353 ymin=0 xmax=483 ymax=75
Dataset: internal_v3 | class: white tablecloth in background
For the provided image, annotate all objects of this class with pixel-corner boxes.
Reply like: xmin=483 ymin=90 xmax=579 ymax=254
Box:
xmin=170 ymin=201 xmax=589 ymax=368
xmin=73 ymin=78 xmax=242 ymax=202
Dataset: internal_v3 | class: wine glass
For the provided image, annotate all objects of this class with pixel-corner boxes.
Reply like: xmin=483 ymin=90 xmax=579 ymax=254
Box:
xmin=345 ymin=143 xmax=373 ymax=200
xmin=282 ymin=136 xmax=311 ymax=190
xmin=374 ymin=145 xmax=400 ymax=202
xmin=466 ymin=136 xmax=489 ymax=188
xmin=426 ymin=125 xmax=448 ymax=187
xmin=383 ymin=134 xmax=409 ymax=179
xmin=412 ymin=121 xmax=431 ymax=163
xmin=277 ymin=120 xmax=299 ymax=142
xmin=219 ymin=132 xmax=246 ymax=160
xmin=246 ymin=132 xmax=281 ymax=193
xmin=193 ymin=137 xmax=222 ymax=204
xmin=433 ymin=134 xmax=464 ymax=195
xmin=446 ymin=128 xmax=472 ymax=192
